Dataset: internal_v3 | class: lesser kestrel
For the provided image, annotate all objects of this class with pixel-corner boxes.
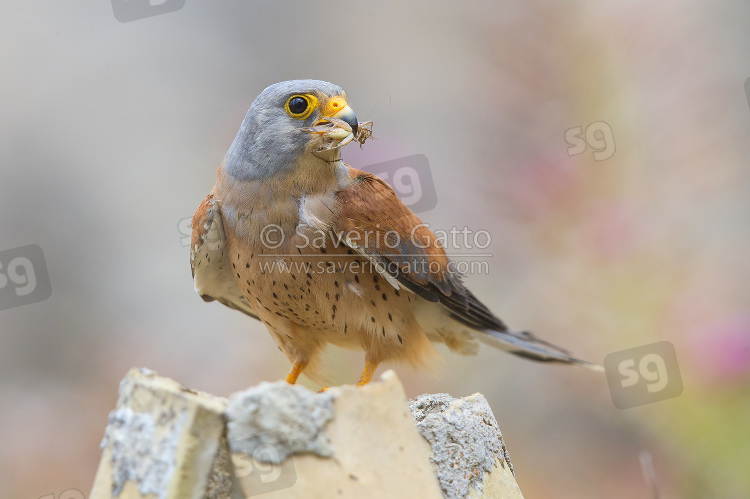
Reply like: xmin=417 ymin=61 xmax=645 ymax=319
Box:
xmin=191 ymin=80 xmax=597 ymax=387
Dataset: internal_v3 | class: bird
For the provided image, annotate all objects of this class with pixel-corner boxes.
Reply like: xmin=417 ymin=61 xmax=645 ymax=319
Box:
xmin=190 ymin=79 xmax=599 ymax=388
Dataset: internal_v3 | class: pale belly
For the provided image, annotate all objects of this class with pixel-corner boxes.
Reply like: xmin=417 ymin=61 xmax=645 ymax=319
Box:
xmin=225 ymin=221 xmax=419 ymax=358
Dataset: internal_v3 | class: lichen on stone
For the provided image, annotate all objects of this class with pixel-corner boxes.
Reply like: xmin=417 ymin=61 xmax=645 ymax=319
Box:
xmin=226 ymin=381 xmax=336 ymax=463
xmin=409 ymin=392 xmax=513 ymax=499
xmin=101 ymin=406 xmax=186 ymax=499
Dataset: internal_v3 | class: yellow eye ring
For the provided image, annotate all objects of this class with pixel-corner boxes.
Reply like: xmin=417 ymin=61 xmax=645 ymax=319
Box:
xmin=284 ymin=94 xmax=318 ymax=120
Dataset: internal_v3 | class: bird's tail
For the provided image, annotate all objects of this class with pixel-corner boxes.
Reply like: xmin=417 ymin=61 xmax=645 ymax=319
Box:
xmin=477 ymin=328 xmax=603 ymax=372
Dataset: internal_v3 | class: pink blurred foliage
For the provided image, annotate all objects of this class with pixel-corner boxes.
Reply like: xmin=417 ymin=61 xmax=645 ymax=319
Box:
xmin=506 ymin=153 xmax=644 ymax=262
xmin=685 ymin=313 xmax=750 ymax=387
xmin=580 ymin=199 xmax=642 ymax=262
xmin=507 ymin=154 xmax=584 ymax=217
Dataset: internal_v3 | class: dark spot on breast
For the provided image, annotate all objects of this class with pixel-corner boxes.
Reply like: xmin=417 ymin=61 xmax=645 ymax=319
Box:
xmin=334 ymin=280 xmax=339 ymax=287
xmin=394 ymin=289 xmax=400 ymax=297
xmin=371 ymin=317 xmax=376 ymax=323
xmin=382 ymin=293 xmax=387 ymax=300
xmin=375 ymin=284 xmax=381 ymax=291
xmin=307 ymin=273 xmax=313 ymax=279
xmin=347 ymin=249 xmax=354 ymax=254
xmin=326 ymin=292 xmax=330 ymax=300
xmin=246 ymin=263 xmax=250 ymax=268
xmin=370 ymin=300 xmax=376 ymax=307
xmin=320 ymin=247 xmax=327 ymax=254
xmin=388 ymin=313 xmax=393 ymax=322
xmin=335 ymin=294 xmax=340 ymax=301
xmin=344 ymin=323 xmax=348 ymax=334
xmin=354 ymin=275 xmax=360 ymax=283
xmin=382 ymin=326 xmax=386 ymax=337
xmin=283 ymin=283 xmax=288 ymax=289
xmin=273 ymin=293 xmax=278 ymax=299
xmin=232 ymin=263 xmax=236 ymax=269
xmin=397 ymin=334 xmax=403 ymax=344
xmin=373 ymin=275 xmax=379 ymax=283
xmin=332 ymin=304 xmax=337 ymax=313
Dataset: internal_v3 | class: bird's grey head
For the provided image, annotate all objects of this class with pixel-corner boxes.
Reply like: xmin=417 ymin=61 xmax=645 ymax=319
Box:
xmin=224 ymin=79 xmax=358 ymax=181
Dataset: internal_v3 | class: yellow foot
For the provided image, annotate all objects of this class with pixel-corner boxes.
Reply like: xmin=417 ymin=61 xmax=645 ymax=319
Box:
xmin=356 ymin=361 xmax=379 ymax=387
xmin=285 ymin=361 xmax=308 ymax=385
xmin=317 ymin=387 xmax=329 ymax=393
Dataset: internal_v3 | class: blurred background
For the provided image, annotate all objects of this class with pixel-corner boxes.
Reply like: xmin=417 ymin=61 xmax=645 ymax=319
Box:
xmin=1 ymin=1 xmax=749 ymax=497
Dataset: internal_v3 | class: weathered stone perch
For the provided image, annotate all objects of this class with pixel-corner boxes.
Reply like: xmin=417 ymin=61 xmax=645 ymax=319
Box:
xmin=90 ymin=368 xmax=523 ymax=499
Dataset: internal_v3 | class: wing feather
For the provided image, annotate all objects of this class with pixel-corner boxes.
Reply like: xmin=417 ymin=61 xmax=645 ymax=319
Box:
xmin=333 ymin=168 xmax=503 ymax=330
xmin=190 ymin=194 xmax=259 ymax=321
xmin=331 ymin=168 xmax=600 ymax=370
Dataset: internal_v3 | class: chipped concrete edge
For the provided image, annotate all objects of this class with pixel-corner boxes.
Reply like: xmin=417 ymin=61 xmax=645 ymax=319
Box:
xmin=91 ymin=368 xmax=523 ymax=499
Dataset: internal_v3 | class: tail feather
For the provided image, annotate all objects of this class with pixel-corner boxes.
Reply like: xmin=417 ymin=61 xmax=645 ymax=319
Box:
xmin=477 ymin=328 xmax=603 ymax=372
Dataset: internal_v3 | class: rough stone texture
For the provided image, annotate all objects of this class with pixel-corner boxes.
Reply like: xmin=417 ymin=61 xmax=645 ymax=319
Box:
xmin=227 ymin=370 xmax=444 ymax=498
xmin=204 ymin=431 xmax=235 ymax=499
xmin=90 ymin=368 xmax=524 ymax=498
xmin=410 ymin=392 xmax=523 ymax=499
xmin=226 ymin=381 xmax=336 ymax=462
xmin=89 ymin=368 xmax=228 ymax=499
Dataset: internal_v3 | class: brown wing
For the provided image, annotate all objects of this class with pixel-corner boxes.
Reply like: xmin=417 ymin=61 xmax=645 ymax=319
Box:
xmin=190 ymin=193 xmax=259 ymax=320
xmin=334 ymin=168 xmax=508 ymax=333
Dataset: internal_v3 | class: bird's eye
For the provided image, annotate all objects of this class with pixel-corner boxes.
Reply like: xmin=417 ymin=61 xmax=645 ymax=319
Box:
xmin=288 ymin=97 xmax=307 ymax=114
xmin=285 ymin=94 xmax=316 ymax=119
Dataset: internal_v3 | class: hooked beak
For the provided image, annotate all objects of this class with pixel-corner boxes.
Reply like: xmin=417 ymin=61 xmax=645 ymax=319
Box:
xmin=319 ymin=96 xmax=358 ymax=137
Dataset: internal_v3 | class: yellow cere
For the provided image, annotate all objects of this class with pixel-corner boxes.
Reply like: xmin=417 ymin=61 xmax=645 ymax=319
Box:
xmin=321 ymin=96 xmax=348 ymax=118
